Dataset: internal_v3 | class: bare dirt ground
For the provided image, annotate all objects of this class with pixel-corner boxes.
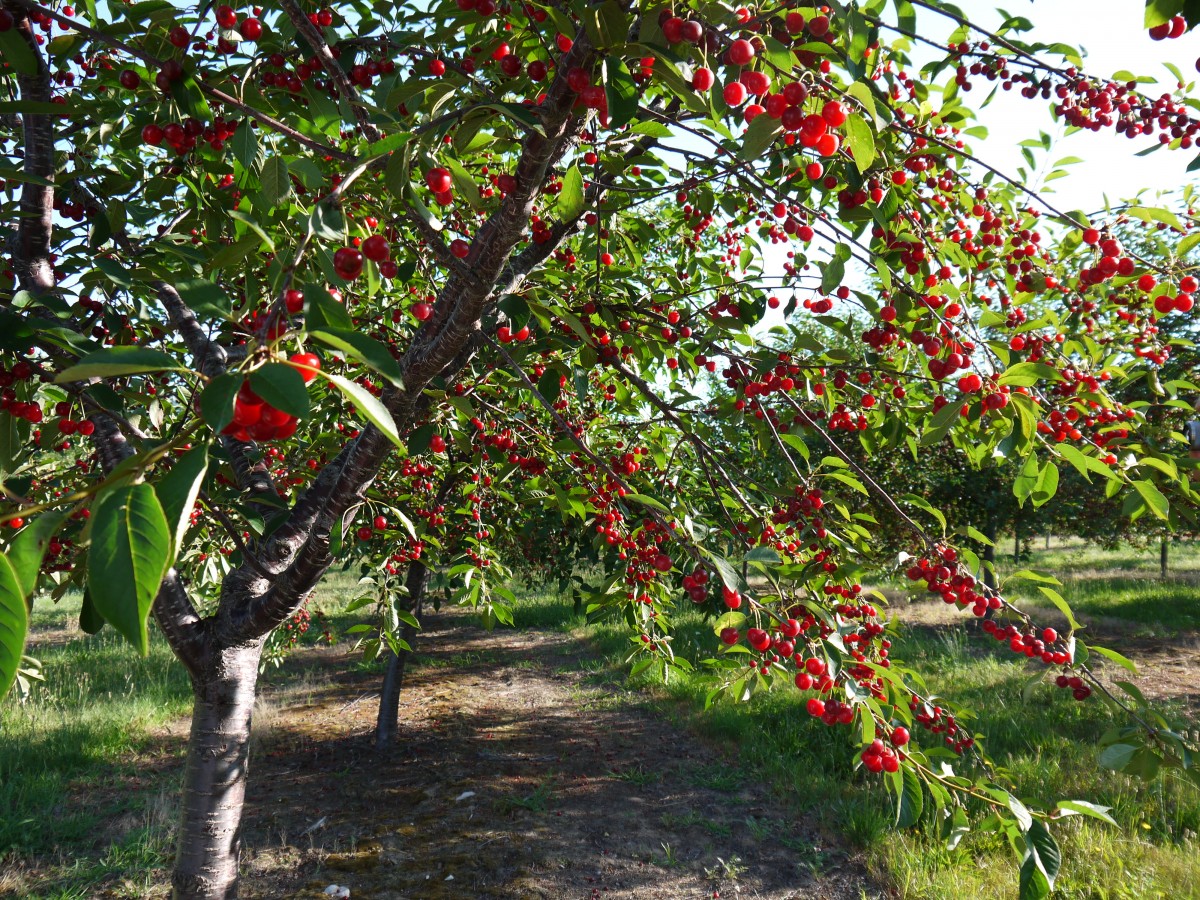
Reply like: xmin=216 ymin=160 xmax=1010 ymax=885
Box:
xmin=17 ymin=608 xmax=878 ymax=899
xmin=233 ymin=612 xmax=880 ymax=899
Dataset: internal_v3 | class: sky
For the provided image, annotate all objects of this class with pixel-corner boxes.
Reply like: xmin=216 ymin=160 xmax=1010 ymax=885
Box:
xmin=917 ymin=0 xmax=1199 ymax=213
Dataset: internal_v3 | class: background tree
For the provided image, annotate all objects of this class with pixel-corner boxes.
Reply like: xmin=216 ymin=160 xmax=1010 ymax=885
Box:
xmin=2 ymin=1 xmax=1200 ymax=898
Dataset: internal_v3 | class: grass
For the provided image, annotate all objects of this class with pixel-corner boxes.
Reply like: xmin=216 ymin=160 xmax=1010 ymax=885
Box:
xmin=510 ymin=539 xmax=1200 ymax=900
xmin=4 ymin=542 xmax=1197 ymax=898
xmin=975 ymin=537 xmax=1200 ymax=635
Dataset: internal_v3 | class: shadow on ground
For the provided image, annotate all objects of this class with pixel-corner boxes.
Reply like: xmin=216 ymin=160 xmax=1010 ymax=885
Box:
xmin=235 ymin=612 xmax=878 ymax=899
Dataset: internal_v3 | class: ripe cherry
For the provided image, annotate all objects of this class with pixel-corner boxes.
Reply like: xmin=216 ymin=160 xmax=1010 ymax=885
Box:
xmin=362 ymin=234 xmax=390 ymax=262
xmin=429 ymin=434 xmax=447 ymax=453
xmin=333 ymin=247 xmax=364 ymax=279
xmin=288 ymin=352 xmax=321 ymax=383
xmin=119 ymin=69 xmax=141 ymax=89
xmin=727 ymin=38 xmax=755 ymax=66
xmin=412 ymin=302 xmax=433 ymax=321
xmin=425 ymin=166 xmax=453 ymax=193
xmin=215 ymin=4 xmax=237 ymax=28
xmin=239 ymin=17 xmax=262 ymax=39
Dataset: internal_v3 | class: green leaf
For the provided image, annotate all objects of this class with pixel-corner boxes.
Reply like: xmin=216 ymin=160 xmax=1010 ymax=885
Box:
xmin=155 ymin=444 xmax=209 ymax=554
xmin=1127 ymin=205 xmax=1184 ymax=231
xmin=407 ymin=422 xmax=434 ymax=455
xmin=740 ymin=114 xmax=782 ymax=161
xmin=1037 ymin=586 xmax=1082 ymax=631
xmin=7 ymin=513 xmax=66 ymax=597
xmin=228 ymin=209 xmax=275 ymax=252
xmin=999 ymin=361 xmax=1061 ymax=387
xmin=1132 ymin=479 xmax=1169 ymax=520
xmin=176 ymin=278 xmax=232 ymax=319
xmin=443 ymin=157 xmax=483 ymax=209
xmin=79 ymin=589 xmax=105 ymax=635
xmin=603 ymin=57 xmax=640 ymax=130
xmin=558 ymin=165 xmax=586 ymax=221
xmin=1019 ymin=852 xmax=1052 ymax=900
xmin=0 ymin=554 xmax=28 ymax=699
xmin=821 ymin=243 xmax=852 ymax=294
xmin=0 ymin=28 xmax=38 ymax=76
xmin=308 ymin=199 xmax=345 ymax=240
xmin=259 ymin=155 xmax=292 ymax=208
xmin=200 ymin=372 xmax=241 ymax=433
xmin=249 ymin=363 xmax=310 ymax=418
xmin=844 ymin=113 xmax=876 ymax=172
xmin=1098 ymin=742 xmax=1138 ymax=771
xmin=1032 ymin=461 xmax=1059 ymax=507
xmin=1024 ymin=820 xmax=1061 ymax=889
xmin=169 ymin=72 xmax=213 ymax=123
xmin=896 ymin=766 xmax=923 ymax=827
xmin=317 ymin=370 xmax=405 ymax=452
xmin=1145 ymin=0 xmax=1184 ymax=27
xmin=1085 ymin=643 xmax=1139 ymax=674
xmin=1056 ymin=800 xmax=1118 ymax=826
xmin=87 ymin=484 xmax=172 ymax=656
xmin=231 ymin=119 xmax=261 ymax=173
xmin=1013 ymin=453 xmax=1040 ymax=506
xmin=304 ymin=281 xmax=354 ymax=330
xmin=55 ymin=347 xmax=183 ymax=383
xmin=309 ymin=330 xmax=404 ymax=387
xmin=712 ymin=611 xmax=746 ymax=636
xmin=1057 ymin=443 xmax=1117 ymax=483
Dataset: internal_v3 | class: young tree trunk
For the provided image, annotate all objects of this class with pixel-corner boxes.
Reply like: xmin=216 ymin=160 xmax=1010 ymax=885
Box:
xmin=172 ymin=641 xmax=264 ymax=900
xmin=1160 ymin=537 xmax=1169 ymax=579
xmin=375 ymin=560 xmax=428 ymax=750
xmin=982 ymin=519 xmax=997 ymax=591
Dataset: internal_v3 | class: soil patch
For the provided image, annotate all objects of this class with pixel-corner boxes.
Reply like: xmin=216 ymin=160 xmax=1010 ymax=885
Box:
xmin=236 ymin=612 xmax=878 ymax=899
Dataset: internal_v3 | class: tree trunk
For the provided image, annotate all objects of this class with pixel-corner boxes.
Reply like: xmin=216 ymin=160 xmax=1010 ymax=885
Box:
xmin=172 ymin=641 xmax=264 ymax=900
xmin=1160 ymin=537 xmax=1169 ymax=579
xmin=1013 ymin=518 xmax=1020 ymax=564
xmin=375 ymin=560 xmax=428 ymax=750
xmin=982 ymin=519 xmax=997 ymax=591
xmin=1045 ymin=532 xmax=1050 ymax=550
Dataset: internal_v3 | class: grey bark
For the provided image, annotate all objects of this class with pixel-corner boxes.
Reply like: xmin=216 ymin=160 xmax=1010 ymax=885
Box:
xmin=172 ymin=641 xmax=264 ymax=900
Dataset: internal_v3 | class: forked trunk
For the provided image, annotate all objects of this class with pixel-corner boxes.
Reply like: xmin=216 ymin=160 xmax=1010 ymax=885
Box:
xmin=172 ymin=641 xmax=263 ymax=900
xmin=375 ymin=560 xmax=428 ymax=749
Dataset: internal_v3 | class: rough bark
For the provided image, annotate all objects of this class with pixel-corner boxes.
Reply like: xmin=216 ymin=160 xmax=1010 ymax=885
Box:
xmin=172 ymin=640 xmax=264 ymax=900
xmin=374 ymin=560 xmax=428 ymax=750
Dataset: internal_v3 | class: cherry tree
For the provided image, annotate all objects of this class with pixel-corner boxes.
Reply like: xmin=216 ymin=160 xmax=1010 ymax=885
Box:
xmin=2 ymin=0 xmax=1199 ymax=897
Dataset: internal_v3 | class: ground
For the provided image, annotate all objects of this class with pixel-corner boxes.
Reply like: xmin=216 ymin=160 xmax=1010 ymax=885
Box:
xmin=237 ymin=609 xmax=877 ymax=899
xmin=3 ymin=539 xmax=1199 ymax=899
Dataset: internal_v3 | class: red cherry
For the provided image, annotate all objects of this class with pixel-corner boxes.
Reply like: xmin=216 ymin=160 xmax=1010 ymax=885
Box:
xmin=429 ymin=59 xmax=446 ymax=76
xmin=652 ymin=553 xmax=672 ymax=572
xmin=362 ymin=234 xmax=390 ymax=262
xmin=168 ymin=25 xmax=190 ymax=47
xmin=806 ymin=698 xmax=825 ymax=717
xmin=600 ymin=252 xmax=614 ymax=266
xmin=692 ymin=67 xmax=714 ymax=92
xmin=429 ymin=434 xmax=447 ymax=453
xmin=450 ymin=238 xmax=470 ymax=258
xmin=719 ymin=627 xmax=739 ymax=645
xmin=141 ymin=123 xmax=164 ymax=146
xmin=892 ymin=727 xmax=910 ymax=746
xmin=727 ymin=38 xmax=755 ymax=66
xmin=425 ymin=166 xmax=453 ymax=193
xmin=357 ymin=526 xmax=373 ymax=541
xmin=412 ymin=302 xmax=433 ymax=321
xmin=333 ymin=247 xmax=364 ymax=279
xmin=119 ymin=69 xmax=141 ymax=90
xmin=239 ymin=17 xmax=262 ymax=39
xmin=284 ymin=288 xmax=305 ymax=313
xmin=373 ymin=515 xmax=388 ymax=531
xmin=215 ymin=4 xmax=237 ymax=28
xmin=288 ymin=352 xmax=321 ymax=383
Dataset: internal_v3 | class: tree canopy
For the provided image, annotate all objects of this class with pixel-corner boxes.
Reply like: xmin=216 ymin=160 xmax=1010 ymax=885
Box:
xmin=2 ymin=0 xmax=1199 ymax=896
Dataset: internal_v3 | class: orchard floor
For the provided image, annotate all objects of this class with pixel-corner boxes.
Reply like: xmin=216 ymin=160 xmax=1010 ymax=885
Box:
xmin=6 ymin=606 xmax=879 ymax=900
